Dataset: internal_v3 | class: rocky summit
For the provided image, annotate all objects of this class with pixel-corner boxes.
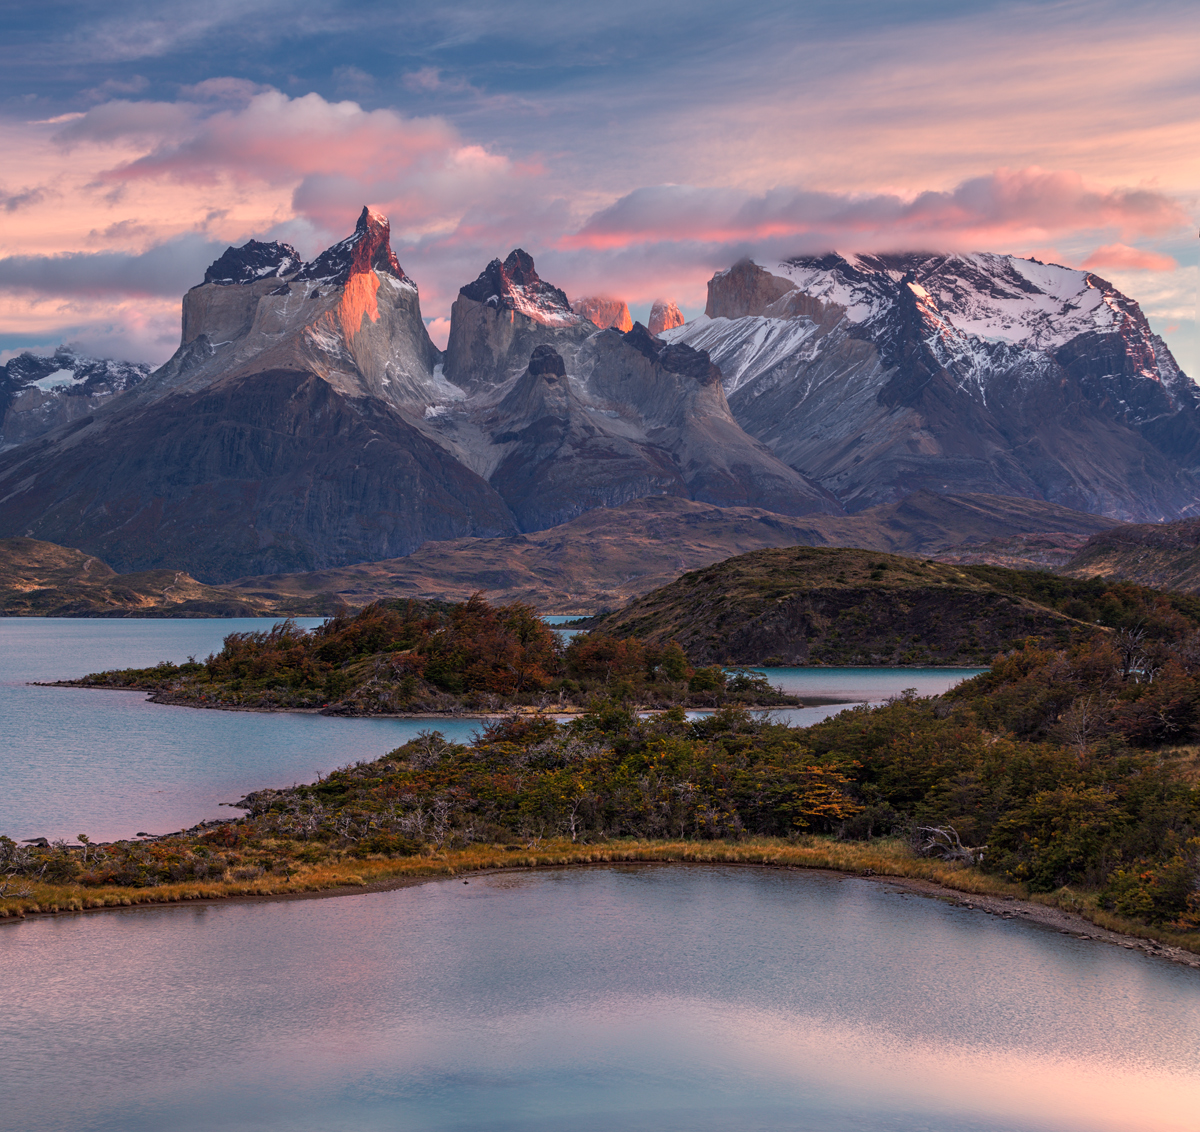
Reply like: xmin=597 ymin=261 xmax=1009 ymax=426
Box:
xmin=0 ymin=230 xmax=1195 ymax=583
xmin=665 ymin=253 xmax=1200 ymax=522
xmin=648 ymin=299 xmax=685 ymax=336
xmin=571 ymin=295 xmax=634 ymax=332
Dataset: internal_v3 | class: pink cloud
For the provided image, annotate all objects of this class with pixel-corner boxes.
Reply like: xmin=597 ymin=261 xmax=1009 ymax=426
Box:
xmin=1082 ymin=243 xmax=1178 ymax=272
xmin=564 ymin=168 xmax=1189 ymax=253
xmin=63 ymin=89 xmax=520 ymax=246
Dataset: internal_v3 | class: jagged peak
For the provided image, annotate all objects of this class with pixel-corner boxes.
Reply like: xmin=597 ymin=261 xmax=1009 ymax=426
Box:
xmin=622 ymin=322 xmax=663 ymax=361
xmin=459 ymin=249 xmax=583 ymax=327
xmin=296 ymin=206 xmax=408 ymax=286
xmin=202 ymin=239 xmax=303 ymax=286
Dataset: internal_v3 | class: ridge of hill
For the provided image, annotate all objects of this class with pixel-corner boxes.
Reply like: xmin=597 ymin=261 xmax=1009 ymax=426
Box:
xmin=1 ymin=492 xmax=1118 ymax=616
xmin=585 ymin=545 xmax=1200 ymax=666
xmin=225 ymin=492 xmax=1118 ymax=612
xmin=0 ymin=538 xmax=333 ymax=617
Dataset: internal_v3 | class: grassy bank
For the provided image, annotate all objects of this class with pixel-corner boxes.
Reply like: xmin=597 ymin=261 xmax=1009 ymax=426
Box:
xmin=4 ymin=835 xmax=1198 ymax=958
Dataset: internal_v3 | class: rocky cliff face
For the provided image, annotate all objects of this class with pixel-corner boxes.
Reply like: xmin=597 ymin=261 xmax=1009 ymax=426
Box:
xmin=472 ymin=329 xmax=838 ymax=531
xmin=161 ymin=206 xmax=445 ymax=411
xmin=0 ymin=210 xmax=514 ymax=581
xmin=0 ymin=349 xmax=150 ymax=451
xmin=571 ymin=295 xmax=633 ymax=332
xmin=648 ymin=299 xmax=684 ymax=336
xmin=666 ymin=253 xmax=1200 ymax=521
xmin=442 ymin=249 xmax=595 ymax=392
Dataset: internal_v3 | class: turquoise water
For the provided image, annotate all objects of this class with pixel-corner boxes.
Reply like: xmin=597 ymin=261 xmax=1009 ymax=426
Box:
xmin=0 ymin=619 xmax=485 ymax=842
xmin=0 ymin=619 xmax=980 ymax=842
xmin=3 ymin=866 xmax=1197 ymax=1131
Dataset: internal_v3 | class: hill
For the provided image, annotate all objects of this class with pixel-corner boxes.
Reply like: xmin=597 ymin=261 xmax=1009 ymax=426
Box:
xmin=0 ymin=538 xmax=334 ymax=617
xmin=226 ymin=492 xmax=1115 ymax=612
xmin=1064 ymin=519 xmax=1200 ymax=593
xmin=1 ymin=491 xmax=1115 ymax=617
xmin=586 ymin=545 xmax=1200 ymax=666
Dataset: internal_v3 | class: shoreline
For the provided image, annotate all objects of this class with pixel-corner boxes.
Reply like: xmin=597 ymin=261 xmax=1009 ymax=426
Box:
xmin=29 ymin=682 xmax=848 ymax=718
xmin=4 ymin=847 xmax=1197 ymax=970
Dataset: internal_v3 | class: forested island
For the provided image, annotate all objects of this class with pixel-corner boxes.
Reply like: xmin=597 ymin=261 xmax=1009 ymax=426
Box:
xmin=51 ymin=595 xmax=798 ymax=715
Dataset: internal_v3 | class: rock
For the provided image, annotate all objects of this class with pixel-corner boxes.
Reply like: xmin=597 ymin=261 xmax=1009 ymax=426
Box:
xmin=570 ymin=296 xmax=633 ymax=332
xmin=443 ymin=250 xmax=594 ymax=392
xmin=705 ymin=259 xmax=798 ymax=319
xmin=648 ymin=299 xmax=685 ymax=335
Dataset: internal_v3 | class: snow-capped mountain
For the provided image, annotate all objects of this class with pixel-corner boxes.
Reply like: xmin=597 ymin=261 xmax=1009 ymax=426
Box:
xmin=664 ymin=253 xmax=1199 ymax=521
xmin=0 ymin=232 xmax=837 ymax=580
xmin=0 ymin=348 xmax=150 ymax=451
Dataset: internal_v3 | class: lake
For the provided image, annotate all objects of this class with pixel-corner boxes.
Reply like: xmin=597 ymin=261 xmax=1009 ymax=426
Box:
xmin=3 ymin=865 xmax=1197 ymax=1131
xmin=0 ymin=619 xmax=982 ymax=842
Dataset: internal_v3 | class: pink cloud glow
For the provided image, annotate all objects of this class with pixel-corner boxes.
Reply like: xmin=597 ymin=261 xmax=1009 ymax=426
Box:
xmin=1083 ymin=243 xmax=1179 ymax=272
xmin=562 ymin=170 xmax=1188 ymax=253
xmin=0 ymin=85 xmax=1194 ymax=366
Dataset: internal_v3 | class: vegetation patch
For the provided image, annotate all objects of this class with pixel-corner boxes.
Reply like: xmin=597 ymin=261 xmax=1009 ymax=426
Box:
xmin=57 ymin=595 xmax=796 ymax=715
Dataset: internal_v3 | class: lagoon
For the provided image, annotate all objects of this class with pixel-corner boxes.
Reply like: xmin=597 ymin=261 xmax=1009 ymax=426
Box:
xmin=0 ymin=619 xmax=981 ymax=842
xmin=3 ymin=865 xmax=1197 ymax=1131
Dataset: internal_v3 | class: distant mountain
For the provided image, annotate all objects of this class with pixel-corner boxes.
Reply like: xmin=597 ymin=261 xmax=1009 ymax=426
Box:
xmin=1 ymin=234 xmax=1193 ymax=583
xmin=648 ymin=299 xmax=684 ymax=336
xmin=0 ymin=209 xmax=517 ymax=581
xmin=0 ymin=348 xmax=150 ymax=451
xmin=665 ymin=253 xmax=1200 ymax=521
xmin=571 ymin=295 xmax=633 ymax=332
xmin=0 ymin=231 xmax=837 ymax=580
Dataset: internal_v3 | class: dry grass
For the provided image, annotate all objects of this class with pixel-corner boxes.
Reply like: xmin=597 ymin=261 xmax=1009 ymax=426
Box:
xmin=4 ymin=836 xmax=1197 ymax=955
xmin=1159 ymin=745 xmax=1200 ymax=786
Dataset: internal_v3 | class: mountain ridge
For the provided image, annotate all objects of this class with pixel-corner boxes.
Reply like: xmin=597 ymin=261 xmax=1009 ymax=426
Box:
xmin=0 ymin=229 xmax=1194 ymax=582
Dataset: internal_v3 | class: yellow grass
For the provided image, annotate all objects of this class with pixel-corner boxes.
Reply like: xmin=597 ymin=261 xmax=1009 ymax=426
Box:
xmin=4 ymin=836 xmax=1198 ymax=955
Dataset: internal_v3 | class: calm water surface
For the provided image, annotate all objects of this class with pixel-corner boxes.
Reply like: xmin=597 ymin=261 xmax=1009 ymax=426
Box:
xmin=0 ymin=619 xmax=980 ymax=841
xmin=3 ymin=866 xmax=1197 ymax=1132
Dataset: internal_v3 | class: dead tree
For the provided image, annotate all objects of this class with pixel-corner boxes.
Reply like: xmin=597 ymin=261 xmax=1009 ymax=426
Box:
xmin=915 ymin=825 xmax=987 ymax=865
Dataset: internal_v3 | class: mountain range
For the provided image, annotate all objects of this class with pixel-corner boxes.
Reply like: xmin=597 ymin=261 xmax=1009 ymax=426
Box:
xmin=0 ymin=211 xmax=1194 ymax=583
xmin=667 ymin=253 xmax=1200 ymax=519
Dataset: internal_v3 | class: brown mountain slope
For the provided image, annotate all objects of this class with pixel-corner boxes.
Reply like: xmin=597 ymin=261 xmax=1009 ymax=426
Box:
xmin=1065 ymin=519 xmax=1200 ymax=593
xmin=0 ymin=538 xmax=322 ymax=616
xmin=226 ymin=491 xmax=1116 ymax=613
xmin=3 ymin=492 xmax=1118 ymax=617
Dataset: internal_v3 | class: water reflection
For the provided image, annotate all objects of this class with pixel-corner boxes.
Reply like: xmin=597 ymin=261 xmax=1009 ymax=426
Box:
xmin=4 ymin=867 xmax=1197 ymax=1131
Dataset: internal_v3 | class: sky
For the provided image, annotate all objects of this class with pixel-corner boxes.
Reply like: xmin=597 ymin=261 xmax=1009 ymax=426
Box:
xmin=0 ymin=0 xmax=1197 ymax=367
